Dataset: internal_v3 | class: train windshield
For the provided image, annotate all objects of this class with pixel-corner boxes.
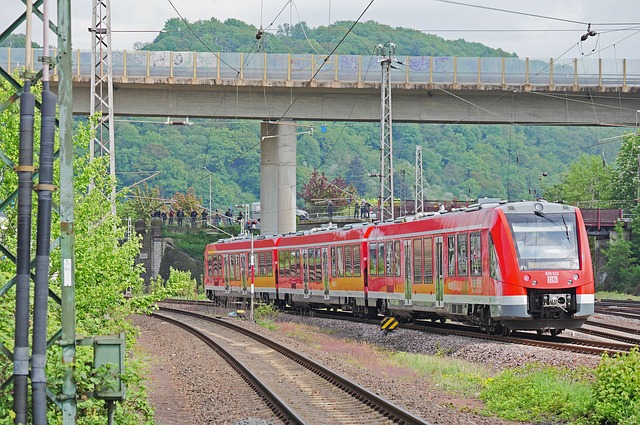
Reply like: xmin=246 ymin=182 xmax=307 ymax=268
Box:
xmin=506 ymin=212 xmax=579 ymax=270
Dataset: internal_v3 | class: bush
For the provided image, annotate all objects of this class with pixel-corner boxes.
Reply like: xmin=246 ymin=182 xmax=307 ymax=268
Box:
xmin=589 ymin=347 xmax=640 ymax=425
xmin=480 ymin=363 xmax=592 ymax=423
xmin=253 ymin=303 xmax=280 ymax=329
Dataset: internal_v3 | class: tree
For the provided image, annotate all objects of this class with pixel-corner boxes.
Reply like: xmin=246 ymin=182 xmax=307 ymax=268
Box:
xmin=612 ymin=132 xmax=640 ymax=209
xmin=300 ymin=170 xmax=357 ymax=207
xmin=602 ymin=223 xmax=640 ymax=293
xmin=542 ymin=154 xmax=613 ymax=206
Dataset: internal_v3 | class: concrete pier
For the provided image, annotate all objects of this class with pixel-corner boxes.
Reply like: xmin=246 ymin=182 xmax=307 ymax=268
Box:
xmin=260 ymin=121 xmax=297 ymax=235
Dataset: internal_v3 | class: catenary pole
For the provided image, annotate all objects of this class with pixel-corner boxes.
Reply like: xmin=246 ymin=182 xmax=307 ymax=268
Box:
xmin=58 ymin=0 xmax=77 ymax=422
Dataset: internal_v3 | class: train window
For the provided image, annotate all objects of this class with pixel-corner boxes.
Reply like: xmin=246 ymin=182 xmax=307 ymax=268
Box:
xmin=240 ymin=254 xmax=246 ymax=281
xmin=394 ymin=241 xmax=401 ymax=277
xmin=258 ymin=252 xmax=265 ymax=276
xmin=331 ymin=247 xmax=337 ymax=277
xmin=291 ymin=250 xmax=299 ymax=278
xmin=377 ymin=243 xmax=386 ymax=276
xmin=236 ymin=255 xmax=240 ymax=280
xmin=223 ymin=255 xmax=228 ymax=280
xmin=457 ymin=234 xmax=468 ymax=276
xmin=470 ymin=232 xmax=482 ymax=276
xmin=489 ymin=234 xmax=501 ymax=280
xmin=266 ymin=252 xmax=273 ymax=277
xmin=279 ymin=251 xmax=286 ymax=277
xmin=354 ymin=245 xmax=361 ymax=277
xmin=424 ymin=237 xmax=433 ymax=284
xmin=413 ymin=239 xmax=423 ymax=284
xmin=337 ymin=246 xmax=344 ymax=277
xmin=307 ymin=249 xmax=315 ymax=282
xmin=447 ymin=235 xmax=456 ymax=276
xmin=345 ymin=245 xmax=353 ymax=277
xmin=369 ymin=244 xmax=377 ymax=277
xmin=230 ymin=255 xmax=236 ymax=280
xmin=316 ymin=248 xmax=322 ymax=282
xmin=384 ymin=242 xmax=393 ymax=276
xmin=207 ymin=255 xmax=213 ymax=277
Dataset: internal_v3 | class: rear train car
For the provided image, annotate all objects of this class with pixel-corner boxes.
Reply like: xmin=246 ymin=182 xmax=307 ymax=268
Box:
xmin=204 ymin=234 xmax=280 ymax=305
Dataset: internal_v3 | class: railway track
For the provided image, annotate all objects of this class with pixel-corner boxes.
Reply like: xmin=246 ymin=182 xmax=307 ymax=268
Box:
xmin=162 ymin=299 xmax=637 ymax=356
xmin=152 ymin=305 xmax=430 ymax=425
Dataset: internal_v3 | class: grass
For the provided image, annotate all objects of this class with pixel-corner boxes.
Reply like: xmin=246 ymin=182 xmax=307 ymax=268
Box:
xmin=480 ymin=363 xmax=593 ymax=423
xmin=596 ymin=291 xmax=640 ymax=301
xmin=389 ymin=351 xmax=491 ymax=397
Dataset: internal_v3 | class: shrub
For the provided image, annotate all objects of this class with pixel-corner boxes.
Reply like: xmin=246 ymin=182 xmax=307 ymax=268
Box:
xmin=480 ymin=363 xmax=592 ymax=423
xmin=589 ymin=347 xmax=640 ymax=425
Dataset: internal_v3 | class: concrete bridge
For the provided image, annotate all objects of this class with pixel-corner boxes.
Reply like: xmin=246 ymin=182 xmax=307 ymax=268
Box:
xmin=5 ymin=47 xmax=640 ymax=235
xmin=3 ymin=48 xmax=640 ymax=126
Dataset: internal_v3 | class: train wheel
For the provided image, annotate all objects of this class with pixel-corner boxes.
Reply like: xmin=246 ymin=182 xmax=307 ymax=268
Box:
xmin=501 ymin=326 xmax=511 ymax=336
xmin=536 ymin=330 xmax=544 ymax=336
xmin=550 ymin=329 xmax=563 ymax=337
xmin=439 ymin=317 xmax=446 ymax=324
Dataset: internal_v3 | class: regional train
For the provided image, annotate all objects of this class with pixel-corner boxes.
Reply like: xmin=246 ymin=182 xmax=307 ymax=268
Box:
xmin=204 ymin=200 xmax=595 ymax=335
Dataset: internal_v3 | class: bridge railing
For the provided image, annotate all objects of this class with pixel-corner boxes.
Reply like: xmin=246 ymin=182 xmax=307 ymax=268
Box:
xmin=2 ymin=47 xmax=640 ymax=88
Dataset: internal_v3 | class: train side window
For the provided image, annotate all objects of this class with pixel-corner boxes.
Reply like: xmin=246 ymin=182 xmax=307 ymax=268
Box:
xmin=236 ymin=255 xmax=240 ymax=279
xmin=457 ymin=233 xmax=468 ymax=276
xmin=215 ymin=255 xmax=221 ymax=277
xmin=424 ymin=237 xmax=433 ymax=284
xmin=229 ymin=255 xmax=236 ymax=280
xmin=394 ymin=240 xmax=401 ymax=277
xmin=279 ymin=251 xmax=286 ymax=277
xmin=369 ymin=244 xmax=377 ymax=277
xmin=258 ymin=252 xmax=265 ymax=276
xmin=354 ymin=245 xmax=361 ymax=277
xmin=489 ymin=234 xmax=501 ymax=280
xmin=447 ymin=235 xmax=456 ymax=276
xmin=337 ymin=246 xmax=344 ymax=277
xmin=291 ymin=250 xmax=300 ymax=277
xmin=266 ymin=252 xmax=273 ymax=277
xmin=223 ymin=255 xmax=228 ymax=280
xmin=377 ymin=243 xmax=386 ymax=276
xmin=413 ymin=239 xmax=423 ymax=284
xmin=345 ymin=245 xmax=353 ymax=277
xmin=316 ymin=248 xmax=322 ymax=282
xmin=331 ymin=246 xmax=337 ymax=277
xmin=470 ymin=232 xmax=482 ymax=276
xmin=307 ymin=249 xmax=315 ymax=282
xmin=385 ymin=242 xmax=393 ymax=276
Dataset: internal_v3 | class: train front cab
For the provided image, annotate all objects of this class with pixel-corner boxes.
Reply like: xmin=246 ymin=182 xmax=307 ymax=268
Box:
xmin=493 ymin=202 xmax=595 ymax=333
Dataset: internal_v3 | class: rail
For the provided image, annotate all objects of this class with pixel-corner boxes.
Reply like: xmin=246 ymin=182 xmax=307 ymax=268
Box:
xmin=3 ymin=47 xmax=640 ymax=90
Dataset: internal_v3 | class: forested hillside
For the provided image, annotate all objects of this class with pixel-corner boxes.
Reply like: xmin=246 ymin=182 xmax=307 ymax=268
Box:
xmin=113 ymin=18 xmax=625 ymax=211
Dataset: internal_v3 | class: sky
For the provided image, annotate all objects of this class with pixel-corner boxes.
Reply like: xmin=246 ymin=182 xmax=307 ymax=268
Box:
xmin=3 ymin=0 xmax=640 ymax=59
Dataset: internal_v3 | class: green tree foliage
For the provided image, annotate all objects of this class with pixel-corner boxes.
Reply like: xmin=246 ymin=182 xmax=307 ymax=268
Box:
xmin=300 ymin=170 xmax=357 ymax=207
xmin=612 ymin=132 xmax=640 ymax=209
xmin=0 ymin=78 xmax=164 ymax=423
xmin=0 ymin=33 xmax=40 ymax=48
xmin=543 ymin=154 xmax=613 ymax=205
xmin=602 ymin=223 xmax=640 ymax=294
xmin=141 ymin=18 xmax=515 ymax=57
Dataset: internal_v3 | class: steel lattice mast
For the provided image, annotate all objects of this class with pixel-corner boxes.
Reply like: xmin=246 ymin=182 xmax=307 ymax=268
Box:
xmin=90 ymin=0 xmax=116 ymax=213
xmin=415 ymin=145 xmax=424 ymax=214
xmin=377 ymin=43 xmax=398 ymax=222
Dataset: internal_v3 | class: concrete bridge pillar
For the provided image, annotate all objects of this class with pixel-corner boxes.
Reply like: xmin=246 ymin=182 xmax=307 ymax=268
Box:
xmin=260 ymin=120 xmax=297 ymax=235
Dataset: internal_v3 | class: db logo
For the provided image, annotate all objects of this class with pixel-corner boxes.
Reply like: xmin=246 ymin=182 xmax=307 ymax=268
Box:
xmin=547 ymin=275 xmax=558 ymax=283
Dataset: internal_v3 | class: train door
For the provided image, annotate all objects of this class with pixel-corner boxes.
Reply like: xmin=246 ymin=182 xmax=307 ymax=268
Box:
xmin=240 ymin=254 xmax=247 ymax=294
xmin=435 ymin=236 xmax=444 ymax=308
xmin=322 ymin=247 xmax=329 ymax=300
xmin=403 ymin=240 xmax=412 ymax=306
xmin=224 ymin=255 xmax=230 ymax=293
xmin=303 ymin=249 xmax=310 ymax=298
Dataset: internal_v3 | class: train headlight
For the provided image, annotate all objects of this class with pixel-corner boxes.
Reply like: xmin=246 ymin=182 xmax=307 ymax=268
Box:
xmin=567 ymin=279 xmax=573 ymax=285
xmin=534 ymin=202 xmax=544 ymax=213
xmin=523 ymin=274 xmax=531 ymax=282
xmin=573 ymin=273 xmax=579 ymax=280
xmin=532 ymin=280 xmax=538 ymax=286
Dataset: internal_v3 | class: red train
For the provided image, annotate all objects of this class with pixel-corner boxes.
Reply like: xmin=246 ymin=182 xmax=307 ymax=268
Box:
xmin=204 ymin=200 xmax=594 ymax=335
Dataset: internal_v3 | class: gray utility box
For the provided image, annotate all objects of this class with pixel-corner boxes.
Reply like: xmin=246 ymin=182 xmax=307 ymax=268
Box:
xmin=93 ymin=332 xmax=126 ymax=400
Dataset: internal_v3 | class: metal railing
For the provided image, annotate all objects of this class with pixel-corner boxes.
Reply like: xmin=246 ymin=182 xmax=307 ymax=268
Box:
xmin=2 ymin=47 xmax=640 ymax=89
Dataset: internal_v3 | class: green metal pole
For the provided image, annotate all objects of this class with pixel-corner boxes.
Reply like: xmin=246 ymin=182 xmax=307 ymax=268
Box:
xmin=57 ymin=0 xmax=76 ymax=423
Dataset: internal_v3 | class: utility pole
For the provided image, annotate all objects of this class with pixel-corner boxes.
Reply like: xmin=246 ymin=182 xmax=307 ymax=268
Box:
xmin=415 ymin=146 xmax=424 ymax=214
xmin=377 ymin=43 xmax=401 ymax=221
xmin=90 ymin=0 xmax=116 ymax=215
